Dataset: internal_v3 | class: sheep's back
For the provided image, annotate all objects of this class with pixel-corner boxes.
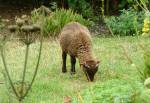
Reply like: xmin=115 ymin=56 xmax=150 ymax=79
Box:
xmin=59 ymin=22 xmax=92 ymax=56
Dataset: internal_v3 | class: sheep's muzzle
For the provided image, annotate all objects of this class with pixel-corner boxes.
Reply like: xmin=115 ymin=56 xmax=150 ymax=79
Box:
xmin=82 ymin=66 xmax=98 ymax=82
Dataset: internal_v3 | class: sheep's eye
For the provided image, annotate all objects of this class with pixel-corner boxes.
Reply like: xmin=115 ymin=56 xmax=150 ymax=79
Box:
xmin=94 ymin=67 xmax=98 ymax=72
xmin=95 ymin=67 xmax=98 ymax=69
xmin=83 ymin=64 xmax=90 ymax=69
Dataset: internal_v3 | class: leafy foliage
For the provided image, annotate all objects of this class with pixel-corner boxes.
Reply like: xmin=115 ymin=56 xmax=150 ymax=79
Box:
xmin=68 ymin=0 xmax=94 ymax=20
xmin=105 ymin=8 xmax=144 ymax=36
xmin=31 ymin=8 xmax=92 ymax=37
xmin=73 ymin=79 xmax=150 ymax=103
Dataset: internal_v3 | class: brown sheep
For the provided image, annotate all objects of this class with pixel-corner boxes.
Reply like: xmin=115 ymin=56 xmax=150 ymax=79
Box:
xmin=59 ymin=22 xmax=100 ymax=81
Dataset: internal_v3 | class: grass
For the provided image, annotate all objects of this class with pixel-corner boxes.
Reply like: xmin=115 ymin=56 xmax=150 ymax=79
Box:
xmin=0 ymin=36 xmax=150 ymax=103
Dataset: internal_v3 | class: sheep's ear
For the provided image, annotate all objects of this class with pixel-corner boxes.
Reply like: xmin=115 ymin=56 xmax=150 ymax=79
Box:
xmin=97 ymin=61 xmax=100 ymax=63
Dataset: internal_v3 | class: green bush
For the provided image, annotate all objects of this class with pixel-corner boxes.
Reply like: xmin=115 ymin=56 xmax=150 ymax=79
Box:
xmin=31 ymin=8 xmax=92 ymax=37
xmin=105 ymin=8 xmax=144 ymax=36
xmin=68 ymin=0 xmax=94 ymax=19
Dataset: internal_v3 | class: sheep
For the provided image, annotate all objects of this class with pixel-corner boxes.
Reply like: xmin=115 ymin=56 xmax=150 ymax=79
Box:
xmin=59 ymin=22 xmax=100 ymax=81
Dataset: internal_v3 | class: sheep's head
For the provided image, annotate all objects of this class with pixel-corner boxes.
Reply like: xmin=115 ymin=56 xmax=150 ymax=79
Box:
xmin=82 ymin=60 xmax=100 ymax=82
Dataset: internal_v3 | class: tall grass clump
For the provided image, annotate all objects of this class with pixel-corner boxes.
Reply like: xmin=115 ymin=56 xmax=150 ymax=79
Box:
xmin=31 ymin=7 xmax=92 ymax=37
xmin=143 ymin=50 xmax=150 ymax=79
xmin=136 ymin=46 xmax=150 ymax=82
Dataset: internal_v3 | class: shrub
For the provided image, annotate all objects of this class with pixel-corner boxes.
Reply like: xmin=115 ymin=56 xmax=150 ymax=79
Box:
xmin=31 ymin=8 xmax=92 ymax=37
xmin=68 ymin=0 xmax=94 ymax=19
xmin=105 ymin=8 xmax=144 ymax=36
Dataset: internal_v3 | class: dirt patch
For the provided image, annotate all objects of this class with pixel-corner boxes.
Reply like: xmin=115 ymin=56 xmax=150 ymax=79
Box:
xmin=63 ymin=96 xmax=72 ymax=103
xmin=0 ymin=3 xmax=33 ymax=24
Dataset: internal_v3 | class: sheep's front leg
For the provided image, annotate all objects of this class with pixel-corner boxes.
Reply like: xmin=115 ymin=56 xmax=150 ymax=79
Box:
xmin=62 ymin=51 xmax=67 ymax=73
xmin=70 ymin=55 xmax=76 ymax=75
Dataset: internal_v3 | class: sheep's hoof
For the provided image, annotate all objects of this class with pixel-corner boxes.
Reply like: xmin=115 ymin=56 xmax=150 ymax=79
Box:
xmin=62 ymin=70 xmax=67 ymax=73
xmin=70 ymin=72 xmax=75 ymax=75
xmin=62 ymin=71 xmax=67 ymax=73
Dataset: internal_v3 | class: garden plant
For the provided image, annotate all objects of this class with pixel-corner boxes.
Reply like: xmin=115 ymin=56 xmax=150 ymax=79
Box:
xmin=0 ymin=16 xmax=43 ymax=103
xmin=0 ymin=0 xmax=150 ymax=103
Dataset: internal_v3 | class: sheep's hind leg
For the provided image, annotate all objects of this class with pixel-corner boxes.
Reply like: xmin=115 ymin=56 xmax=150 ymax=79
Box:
xmin=62 ymin=52 xmax=67 ymax=73
xmin=70 ymin=55 xmax=76 ymax=75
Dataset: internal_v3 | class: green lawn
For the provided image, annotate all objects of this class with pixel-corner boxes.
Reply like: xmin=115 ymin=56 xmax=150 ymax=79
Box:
xmin=0 ymin=36 xmax=150 ymax=103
